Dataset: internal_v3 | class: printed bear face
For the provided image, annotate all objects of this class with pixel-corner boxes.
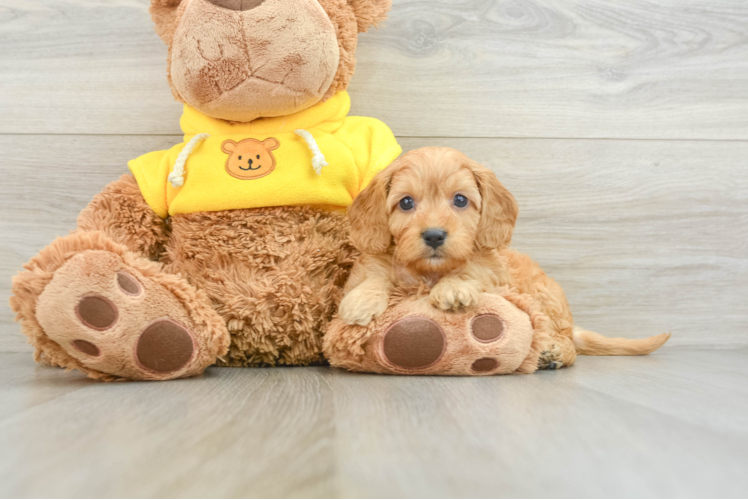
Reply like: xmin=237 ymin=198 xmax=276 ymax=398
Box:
xmin=222 ymin=138 xmax=280 ymax=180
xmin=149 ymin=0 xmax=393 ymax=122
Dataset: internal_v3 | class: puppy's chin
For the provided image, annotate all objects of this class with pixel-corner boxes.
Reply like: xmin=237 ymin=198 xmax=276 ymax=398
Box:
xmin=395 ymin=247 xmax=467 ymax=275
xmin=413 ymin=255 xmax=465 ymax=275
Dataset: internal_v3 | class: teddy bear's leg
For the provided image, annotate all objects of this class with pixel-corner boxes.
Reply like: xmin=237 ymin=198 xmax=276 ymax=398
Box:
xmin=325 ymin=292 xmax=545 ymax=376
xmin=10 ymin=175 xmax=230 ymax=381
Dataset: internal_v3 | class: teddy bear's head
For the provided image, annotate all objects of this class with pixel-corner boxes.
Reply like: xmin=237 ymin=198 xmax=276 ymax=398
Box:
xmin=149 ymin=0 xmax=392 ymax=122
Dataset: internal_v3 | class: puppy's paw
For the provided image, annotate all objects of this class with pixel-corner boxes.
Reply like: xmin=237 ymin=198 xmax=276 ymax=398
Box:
xmin=339 ymin=288 xmax=390 ymax=326
xmin=430 ymin=280 xmax=481 ymax=312
xmin=538 ymin=344 xmax=564 ymax=370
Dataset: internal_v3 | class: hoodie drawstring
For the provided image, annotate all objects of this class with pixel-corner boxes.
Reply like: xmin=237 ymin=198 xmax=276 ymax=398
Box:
xmin=168 ymin=133 xmax=210 ymax=188
xmin=295 ymin=129 xmax=328 ymax=175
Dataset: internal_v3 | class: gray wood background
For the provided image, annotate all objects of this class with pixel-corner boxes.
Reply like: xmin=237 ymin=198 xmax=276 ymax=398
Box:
xmin=2 ymin=0 xmax=746 ymax=352
xmin=2 ymin=2 xmax=748 ymax=498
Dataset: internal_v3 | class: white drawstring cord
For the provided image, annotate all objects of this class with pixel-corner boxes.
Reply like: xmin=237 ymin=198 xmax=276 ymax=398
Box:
xmin=168 ymin=133 xmax=210 ymax=188
xmin=294 ymin=129 xmax=328 ymax=175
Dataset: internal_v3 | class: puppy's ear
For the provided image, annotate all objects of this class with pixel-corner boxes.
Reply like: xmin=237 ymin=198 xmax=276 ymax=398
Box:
xmin=471 ymin=163 xmax=519 ymax=250
xmin=348 ymin=166 xmax=396 ymax=254
xmin=149 ymin=0 xmax=183 ymax=46
xmin=348 ymin=0 xmax=393 ymax=33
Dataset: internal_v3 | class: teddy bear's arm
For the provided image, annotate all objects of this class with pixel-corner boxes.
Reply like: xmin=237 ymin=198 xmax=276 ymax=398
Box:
xmin=76 ymin=174 xmax=170 ymax=261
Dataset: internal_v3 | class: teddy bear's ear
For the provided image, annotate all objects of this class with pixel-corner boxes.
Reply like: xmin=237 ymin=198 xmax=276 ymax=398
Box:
xmin=348 ymin=0 xmax=393 ymax=33
xmin=149 ymin=0 xmax=183 ymax=46
xmin=262 ymin=138 xmax=280 ymax=151
xmin=221 ymin=140 xmax=237 ymax=154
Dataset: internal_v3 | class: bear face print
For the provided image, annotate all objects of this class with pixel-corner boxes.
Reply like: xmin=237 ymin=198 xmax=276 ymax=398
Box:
xmin=222 ymin=138 xmax=280 ymax=180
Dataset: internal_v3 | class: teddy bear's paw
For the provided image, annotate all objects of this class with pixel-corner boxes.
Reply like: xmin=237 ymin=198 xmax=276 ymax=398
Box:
xmin=352 ymin=293 xmax=536 ymax=376
xmin=377 ymin=312 xmax=521 ymax=375
xmin=35 ymin=250 xmax=228 ymax=381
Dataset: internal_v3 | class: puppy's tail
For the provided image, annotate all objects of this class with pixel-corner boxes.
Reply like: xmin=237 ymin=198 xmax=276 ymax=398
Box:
xmin=572 ymin=327 xmax=671 ymax=356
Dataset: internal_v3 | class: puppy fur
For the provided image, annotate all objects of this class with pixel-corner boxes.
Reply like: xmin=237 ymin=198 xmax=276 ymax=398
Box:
xmin=339 ymin=147 xmax=670 ymax=368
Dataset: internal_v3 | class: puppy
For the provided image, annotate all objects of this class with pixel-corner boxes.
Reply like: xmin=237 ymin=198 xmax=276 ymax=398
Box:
xmin=338 ymin=147 xmax=669 ymax=368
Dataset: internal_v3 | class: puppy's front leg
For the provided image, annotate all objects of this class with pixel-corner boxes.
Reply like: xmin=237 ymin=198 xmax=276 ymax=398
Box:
xmin=339 ymin=276 xmax=392 ymax=326
xmin=430 ymin=276 xmax=482 ymax=312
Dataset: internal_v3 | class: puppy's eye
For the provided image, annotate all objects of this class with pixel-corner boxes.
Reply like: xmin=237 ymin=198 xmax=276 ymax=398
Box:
xmin=238 ymin=156 xmax=242 ymax=160
xmin=399 ymin=197 xmax=415 ymax=211
xmin=454 ymin=194 xmax=468 ymax=208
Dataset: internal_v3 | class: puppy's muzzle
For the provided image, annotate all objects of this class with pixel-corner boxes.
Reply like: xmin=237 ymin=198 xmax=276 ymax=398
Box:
xmin=422 ymin=228 xmax=447 ymax=249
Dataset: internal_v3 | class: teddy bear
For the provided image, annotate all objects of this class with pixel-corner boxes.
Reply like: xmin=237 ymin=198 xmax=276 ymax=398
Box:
xmin=9 ymin=0 xmax=401 ymax=381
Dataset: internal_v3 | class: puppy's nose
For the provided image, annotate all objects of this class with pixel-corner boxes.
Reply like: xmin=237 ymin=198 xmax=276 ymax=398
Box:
xmin=422 ymin=228 xmax=447 ymax=249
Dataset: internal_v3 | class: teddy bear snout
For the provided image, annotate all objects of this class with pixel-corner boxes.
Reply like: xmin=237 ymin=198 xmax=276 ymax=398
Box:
xmin=206 ymin=0 xmax=266 ymax=12
xmin=169 ymin=0 xmax=340 ymax=122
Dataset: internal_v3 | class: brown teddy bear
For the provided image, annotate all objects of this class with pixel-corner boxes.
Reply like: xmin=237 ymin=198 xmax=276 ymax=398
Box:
xmin=9 ymin=0 xmax=401 ymax=381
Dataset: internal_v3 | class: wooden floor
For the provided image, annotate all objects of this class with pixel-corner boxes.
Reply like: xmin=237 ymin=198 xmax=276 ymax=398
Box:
xmin=1 ymin=0 xmax=747 ymax=497
xmin=1 ymin=347 xmax=747 ymax=498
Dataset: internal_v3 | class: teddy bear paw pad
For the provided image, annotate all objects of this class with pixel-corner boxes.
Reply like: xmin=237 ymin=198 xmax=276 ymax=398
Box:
xmin=471 ymin=314 xmax=505 ymax=343
xmin=471 ymin=357 xmax=499 ymax=372
xmin=136 ymin=320 xmax=194 ymax=374
xmin=382 ymin=317 xmax=446 ymax=370
xmin=72 ymin=339 xmax=101 ymax=357
xmin=116 ymin=271 xmax=143 ymax=296
xmin=76 ymin=296 xmax=118 ymax=330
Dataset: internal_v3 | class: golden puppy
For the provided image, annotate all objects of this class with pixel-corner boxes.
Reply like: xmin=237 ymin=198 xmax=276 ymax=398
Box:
xmin=338 ymin=147 xmax=669 ymax=368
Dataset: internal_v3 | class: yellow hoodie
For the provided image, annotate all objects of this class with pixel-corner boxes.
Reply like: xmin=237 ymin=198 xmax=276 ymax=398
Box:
xmin=128 ymin=92 xmax=401 ymax=218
